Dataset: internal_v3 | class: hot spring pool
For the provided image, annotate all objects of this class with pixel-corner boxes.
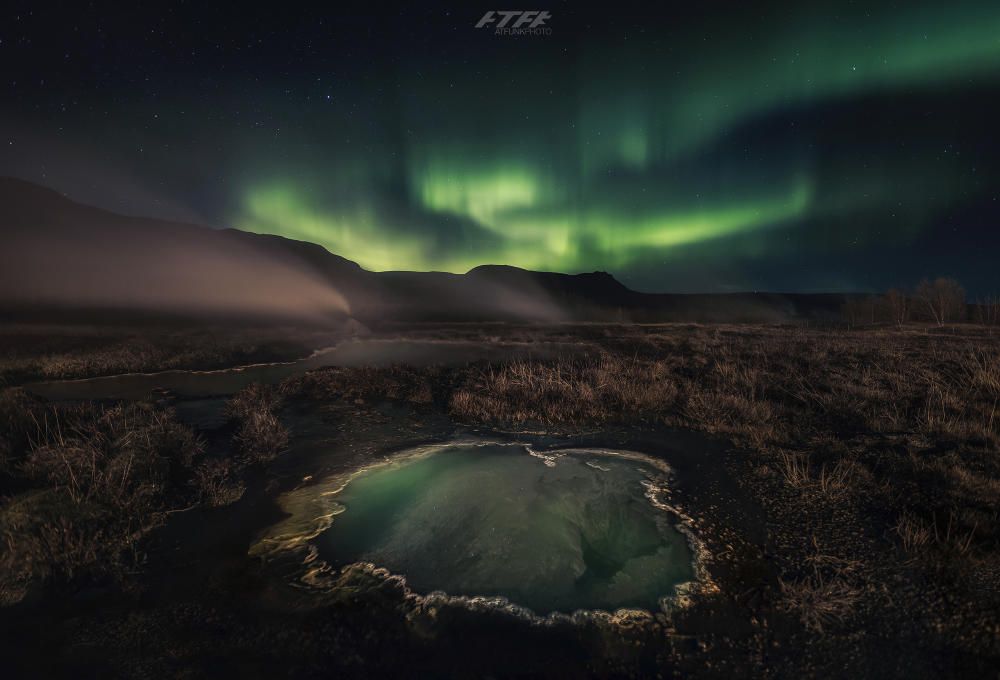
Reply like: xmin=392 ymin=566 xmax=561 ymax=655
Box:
xmin=256 ymin=443 xmax=697 ymax=615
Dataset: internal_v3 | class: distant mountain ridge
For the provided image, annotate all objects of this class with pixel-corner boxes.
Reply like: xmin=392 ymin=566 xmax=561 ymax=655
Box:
xmin=0 ymin=177 xmax=850 ymax=325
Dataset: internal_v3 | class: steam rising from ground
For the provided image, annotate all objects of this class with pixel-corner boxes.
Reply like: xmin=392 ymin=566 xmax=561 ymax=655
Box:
xmin=0 ymin=181 xmax=349 ymax=322
xmin=2 ymin=229 xmax=349 ymax=320
xmin=0 ymin=178 xmax=577 ymax=324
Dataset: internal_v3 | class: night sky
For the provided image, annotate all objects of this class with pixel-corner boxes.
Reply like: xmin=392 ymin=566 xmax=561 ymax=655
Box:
xmin=2 ymin=1 xmax=1000 ymax=294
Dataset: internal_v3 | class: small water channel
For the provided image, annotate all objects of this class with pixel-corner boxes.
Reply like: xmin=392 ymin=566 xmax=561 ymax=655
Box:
xmin=24 ymin=339 xmax=570 ymax=402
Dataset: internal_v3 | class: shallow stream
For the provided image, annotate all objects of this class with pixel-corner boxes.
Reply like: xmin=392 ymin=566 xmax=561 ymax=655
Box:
xmin=24 ymin=339 xmax=569 ymax=401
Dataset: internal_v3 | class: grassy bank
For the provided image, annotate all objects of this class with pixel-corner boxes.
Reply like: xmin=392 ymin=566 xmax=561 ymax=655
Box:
xmin=0 ymin=381 xmax=288 ymax=603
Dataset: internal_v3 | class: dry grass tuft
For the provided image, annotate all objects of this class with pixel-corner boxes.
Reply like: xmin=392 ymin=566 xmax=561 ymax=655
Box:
xmin=895 ymin=512 xmax=932 ymax=554
xmin=225 ymin=384 xmax=289 ymax=463
xmin=817 ymin=459 xmax=859 ymax=495
xmin=450 ymin=354 xmax=679 ymax=426
xmin=778 ymin=571 xmax=863 ymax=632
xmin=0 ymin=401 xmax=206 ymax=602
xmin=288 ymin=364 xmax=438 ymax=406
xmin=778 ymin=453 xmax=812 ymax=488
xmin=191 ymin=458 xmax=246 ymax=507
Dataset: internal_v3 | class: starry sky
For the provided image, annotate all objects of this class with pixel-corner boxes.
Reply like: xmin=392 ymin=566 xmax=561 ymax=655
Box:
xmin=2 ymin=1 xmax=1000 ymax=294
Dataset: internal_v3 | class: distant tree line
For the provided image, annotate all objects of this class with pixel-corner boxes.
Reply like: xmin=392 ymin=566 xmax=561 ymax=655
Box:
xmin=841 ymin=277 xmax=1000 ymax=330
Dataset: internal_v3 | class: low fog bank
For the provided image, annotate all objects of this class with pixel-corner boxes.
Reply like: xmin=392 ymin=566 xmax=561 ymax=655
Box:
xmin=0 ymin=179 xmax=349 ymax=324
xmin=0 ymin=178 xmax=847 ymax=326
xmin=1 ymin=229 xmax=351 ymax=323
xmin=363 ymin=268 xmax=568 ymax=323
xmin=0 ymin=178 xmax=572 ymax=326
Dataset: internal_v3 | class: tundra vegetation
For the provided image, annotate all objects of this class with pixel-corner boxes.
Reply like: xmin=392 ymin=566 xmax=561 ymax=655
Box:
xmin=0 ymin=382 xmax=286 ymax=602
xmin=290 ymin=321 xmax=1000 ymax=658
xmin=0 ymin=285 xmax=998 ymax=675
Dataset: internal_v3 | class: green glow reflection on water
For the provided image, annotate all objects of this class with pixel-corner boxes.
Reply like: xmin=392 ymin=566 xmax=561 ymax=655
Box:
xmin=319 ymin=445 xmax=694 ymax=614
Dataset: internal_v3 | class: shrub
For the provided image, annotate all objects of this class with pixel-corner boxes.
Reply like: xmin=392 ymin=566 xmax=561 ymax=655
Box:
xmin=449 ymin=354 xmax=678 ymax=425
xmin=0 ymin=402 xmax=205 ymax=602
xmin=191 ymin=458 xmax=245 ymax=507
xmin=778 ymin=571 xmax=862 ymax=633
xmin=290 ymin=364 xmax=438 ymax=405
xmin=225 ymin=384 xmax=289 ymax=463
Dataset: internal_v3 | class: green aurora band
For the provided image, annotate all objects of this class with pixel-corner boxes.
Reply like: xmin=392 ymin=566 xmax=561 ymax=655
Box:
xmin=229 ymin=2 xmax=1000 ymax=282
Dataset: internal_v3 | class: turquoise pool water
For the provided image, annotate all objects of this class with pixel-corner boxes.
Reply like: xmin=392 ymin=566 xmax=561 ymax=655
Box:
xmin=317 ymin=444 xmax=694 ymax=614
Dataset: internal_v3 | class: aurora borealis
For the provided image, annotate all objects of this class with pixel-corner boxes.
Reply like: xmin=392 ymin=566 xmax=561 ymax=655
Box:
xmin=3 ymin=1 xmax=1000 ymax=293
